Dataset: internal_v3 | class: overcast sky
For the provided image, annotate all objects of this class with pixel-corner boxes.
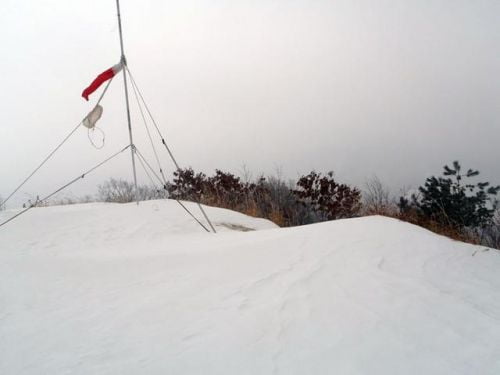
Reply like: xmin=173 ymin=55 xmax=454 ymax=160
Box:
xmin=1 ymin=0 xmax=499 ymax=208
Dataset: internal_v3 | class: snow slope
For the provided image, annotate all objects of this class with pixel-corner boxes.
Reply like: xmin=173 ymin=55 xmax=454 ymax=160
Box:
xmin=1 ymin=200 xmax=500 ymax=374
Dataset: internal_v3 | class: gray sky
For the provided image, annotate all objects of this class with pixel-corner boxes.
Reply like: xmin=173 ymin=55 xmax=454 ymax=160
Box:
xmin=1 ymin=0 xmax=499 ymax=208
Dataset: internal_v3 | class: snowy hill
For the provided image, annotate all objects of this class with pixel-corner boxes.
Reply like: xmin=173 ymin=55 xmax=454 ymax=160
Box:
xmin=1 ymin=200 xmax=499 ymax=374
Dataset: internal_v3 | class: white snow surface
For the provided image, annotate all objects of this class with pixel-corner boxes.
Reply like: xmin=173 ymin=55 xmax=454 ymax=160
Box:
xmin=1 ymin=200 xmax=500 ymax=374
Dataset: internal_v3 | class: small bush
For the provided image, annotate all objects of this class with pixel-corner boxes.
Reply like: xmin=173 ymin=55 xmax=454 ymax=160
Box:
xmin=250 ymin=176 xmax=317 ymax=226
xmin=166 ymin=168 xmax=358 ymax=227
xmin=98 ymin=178 xmax=135 ymax=203
xmin=205 ymin=170 xmax=248 ymax=208
xmin=293 ymin=171 xmax=361 ymax=220
xmin=363 ymin=176 xmax=396 ymax=216
xmin=477 ymin=209 xmax=500 ymax=249
xmin=167 ymin=168 xmax=207 ymax=202
xmin=98 ymin=178 xmax=165 ymax=203
xmin=399 ymin=161 xmax=499 ymax=231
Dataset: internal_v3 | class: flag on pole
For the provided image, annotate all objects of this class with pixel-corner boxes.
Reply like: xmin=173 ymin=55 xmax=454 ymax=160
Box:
xmin=82 ymin=62 xmax=122 ymax=101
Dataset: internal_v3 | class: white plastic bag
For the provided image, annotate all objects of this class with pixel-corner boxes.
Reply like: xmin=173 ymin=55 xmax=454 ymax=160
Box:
xmin=82 ymin=105 xmax=103 ymax=129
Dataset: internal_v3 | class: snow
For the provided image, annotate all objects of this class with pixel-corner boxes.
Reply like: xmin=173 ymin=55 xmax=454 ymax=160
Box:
xmin=1 ymin=200 xmax=500 ymax=374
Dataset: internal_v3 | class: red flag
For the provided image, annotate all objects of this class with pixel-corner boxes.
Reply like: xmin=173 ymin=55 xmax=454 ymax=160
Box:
xmin=82 ymin=62 xmax=122 ymax=101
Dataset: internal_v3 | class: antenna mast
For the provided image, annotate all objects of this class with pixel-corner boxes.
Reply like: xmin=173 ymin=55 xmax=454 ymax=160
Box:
xmin=116 ymin=0 xmax=139 ymax=205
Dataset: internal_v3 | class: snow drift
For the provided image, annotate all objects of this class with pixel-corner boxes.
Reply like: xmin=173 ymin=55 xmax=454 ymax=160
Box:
xmin=1 ymin=200 xmax=499 ymax=374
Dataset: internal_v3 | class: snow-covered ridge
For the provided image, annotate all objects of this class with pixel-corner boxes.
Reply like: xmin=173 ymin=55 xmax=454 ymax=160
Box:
xmin=1 ymin=201 xmax=499 ymax=374
xmin=0 ymin=200 xmax=277 ymax=254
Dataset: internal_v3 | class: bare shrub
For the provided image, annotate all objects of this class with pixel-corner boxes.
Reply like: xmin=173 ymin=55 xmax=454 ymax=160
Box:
xmin=98 ymin=178 xmax=165 ymax=203
xmin=80 ymin=194 xmax=96 ymax=204
xmin=48 ymin=197 xmax=78 ymax=206
xmin=247 ymin=175 xmax=313 ymax=227
xmin=478 ymin=208 xmax=500 ymax=249
xmin=98 ymin=178 xmax=135 ymax=203
xmin=363 ymin=176 xmax=396 ymax=215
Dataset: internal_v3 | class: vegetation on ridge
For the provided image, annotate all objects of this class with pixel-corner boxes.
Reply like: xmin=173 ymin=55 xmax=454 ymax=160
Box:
xmin=13 ymin=161 xmax=500 ymax=249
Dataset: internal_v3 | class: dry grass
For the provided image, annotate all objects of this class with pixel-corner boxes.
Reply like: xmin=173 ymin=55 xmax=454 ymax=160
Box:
xmin=366 ymin=206 xmax=481 ymax=245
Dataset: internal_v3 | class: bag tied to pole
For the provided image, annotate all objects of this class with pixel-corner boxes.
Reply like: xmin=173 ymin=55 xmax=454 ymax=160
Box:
xmin=82 ymin=105 xmax=103 ymax=129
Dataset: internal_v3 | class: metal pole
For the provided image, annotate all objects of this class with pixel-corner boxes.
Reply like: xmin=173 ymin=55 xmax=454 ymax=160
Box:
xmin=116 ymin=0 xmax=139 ymax=205
xmin=159 ymin=140 xmax=216 ymax=233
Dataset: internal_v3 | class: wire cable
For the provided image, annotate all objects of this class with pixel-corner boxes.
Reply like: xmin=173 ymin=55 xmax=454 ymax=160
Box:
xmin=2 ymin=122 xmax=82 ymax=207
xmin=135 ymin=149 xmax=158 ymax=191
xmin=128 ymin=69 xmax=167 ymax=184
xmin=3 ymin=78 xmax=115 ymax=207
xmin=126 ymin=66 xmax=181 ymax=169
xmin=134 ymin=147 xmax=164 ymax=187
xmin=0 ymin=145 xmax=130 ymax=229
xmin=126 ymin=67 xmax=217 ymax=233
xmin=134 ymin=147 xmax=210 ymax=232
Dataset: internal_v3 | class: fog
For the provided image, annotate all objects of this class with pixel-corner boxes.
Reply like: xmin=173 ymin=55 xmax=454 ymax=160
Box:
xmin=1 ymin=0 xmax=498 ymax=208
